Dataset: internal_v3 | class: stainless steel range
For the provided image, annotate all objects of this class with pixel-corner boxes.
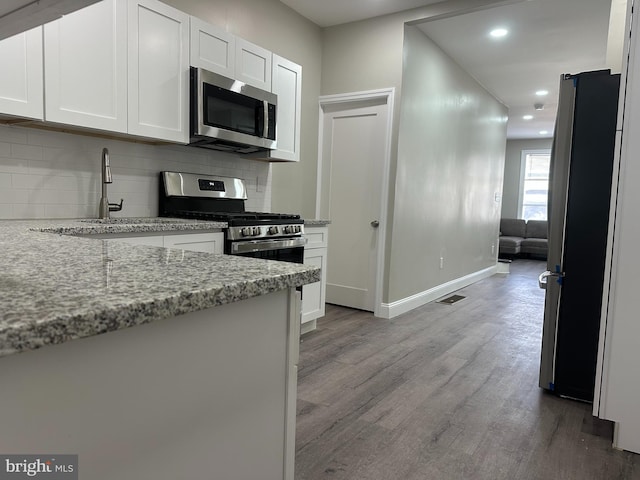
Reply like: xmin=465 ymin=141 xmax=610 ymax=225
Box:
xmin=159 ymin=171 xmax=305 ymax=262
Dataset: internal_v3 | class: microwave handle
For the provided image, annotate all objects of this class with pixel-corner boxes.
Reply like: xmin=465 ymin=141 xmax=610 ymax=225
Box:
xmin=262 ymin=100 xmax=269 ymax=139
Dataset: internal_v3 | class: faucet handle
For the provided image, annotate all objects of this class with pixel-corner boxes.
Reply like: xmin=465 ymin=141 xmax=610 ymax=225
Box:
xmin=109 ymin=199 xmax=123 ymax=212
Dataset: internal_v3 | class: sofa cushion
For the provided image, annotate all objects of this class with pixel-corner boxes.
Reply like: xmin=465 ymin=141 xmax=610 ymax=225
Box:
xmin=499 ymin=236 xmax=523 ymax=255
xmin=500 ymin=218 xmax=526 ymax=238
xmin=525 ymin=220 xmax=547 ymax=239
xmin=521 ymin=237 xmax=548 ymax=256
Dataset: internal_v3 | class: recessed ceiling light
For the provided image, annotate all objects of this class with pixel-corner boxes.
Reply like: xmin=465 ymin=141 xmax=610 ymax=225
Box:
xmin=536 ymin=90 xmax=549 ymax=96
xmin=539 ymin=130 xmax=549 ymax=135
xmin=523 ymin=115 xmax=534 ymax=120
xmin=490 ymin=28 xmax=508 ymax=38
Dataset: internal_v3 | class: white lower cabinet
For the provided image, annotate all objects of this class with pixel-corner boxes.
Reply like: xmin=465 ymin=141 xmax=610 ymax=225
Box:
xmin=90 ymin=231 xmax=223 ymax=254
xmin=301 ymin=225 xmax=328 ymax=333
xmin=0 ymin=27 xmax=43 ymax=119
xmin=111 ymin=234 xmax=164 ymax=247
xmin=0 ymin=288 xmax=299 ymax=479
xmin=163 ymin=231 xmax=223 ymax=253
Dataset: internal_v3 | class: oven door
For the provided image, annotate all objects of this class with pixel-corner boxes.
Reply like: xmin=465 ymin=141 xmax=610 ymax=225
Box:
xmin=229 ymin=237 xmax=305 ymax=263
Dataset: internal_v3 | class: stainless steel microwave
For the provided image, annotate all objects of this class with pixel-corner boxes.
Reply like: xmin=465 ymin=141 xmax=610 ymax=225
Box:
xmin=189 ymin=67 xmax=277 ymax=153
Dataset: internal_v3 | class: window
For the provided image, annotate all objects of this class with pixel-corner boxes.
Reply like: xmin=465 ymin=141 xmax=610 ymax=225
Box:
xmin=519 ymin=149 xmax=551 ymax=221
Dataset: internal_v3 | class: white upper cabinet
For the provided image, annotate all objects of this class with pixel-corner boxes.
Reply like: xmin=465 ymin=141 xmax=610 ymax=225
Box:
xmin=44 ymin=0 xmax=127 ymax=132
xmin=235 ymin=37 xmax=272 ymax=91
xmin=0 ymin=0 xmax=302 ymax=156
xmin=189 ymin=18 xmax=302 ymax=162
xmin=128 ymin=0 xmax=189 ymax=143
xmin=189 ymin=17 xmax=235 ymax=78
xmin=271 ymin=55 xmax=302 ymax=162
xmin=0 ymin=0 xmax=100 ymax=42
xmin=0 ymin=27 xmax=43 ymax=120
xmin=250 ymin=54 xmax=302 ymax=162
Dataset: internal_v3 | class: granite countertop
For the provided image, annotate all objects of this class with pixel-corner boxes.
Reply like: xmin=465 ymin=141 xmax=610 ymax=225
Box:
xmin=304 ymin=219 xmax=331 ymax=226
xmin=0 ymin=219 xmax=321 ymax=359
xmin=38 ymin=216 xmax=228 ymax=235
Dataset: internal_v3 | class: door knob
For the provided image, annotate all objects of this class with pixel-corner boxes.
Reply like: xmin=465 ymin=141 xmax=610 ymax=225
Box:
xmin=370 ymin=220 xmax=380 ymax=228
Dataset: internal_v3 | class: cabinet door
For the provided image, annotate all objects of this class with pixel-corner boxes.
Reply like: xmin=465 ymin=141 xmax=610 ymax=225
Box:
xmin=163 ymin=232 xmax=224 ymax=254
xmin=235 ymin=37 xmax=272 ymax=91
xmin=44 ymin=0 xmax=127 ymax=132
xmin=0 ymin=27 xmax=43 ymax=119
xmin=128 ymin=0 xmax=189 ymax=143
xmin=302 ymin=248 xmax=327 ymax=324
xmin=271 ymin=55 xmax=302 ymax=162
xmin=189 ymin=17 xmax=235 ymax=78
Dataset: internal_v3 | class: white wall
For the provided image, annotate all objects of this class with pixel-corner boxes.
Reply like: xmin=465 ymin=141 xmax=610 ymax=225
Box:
xmin=388 ymin=26 xmax=507 ymax=303
xmin=501 ymin=138 xmax=553 ymax=219
xmin=321 ymin=1 xmax=514 ymax=305
xmin=0 ymin=124 xmax=271 ymax=218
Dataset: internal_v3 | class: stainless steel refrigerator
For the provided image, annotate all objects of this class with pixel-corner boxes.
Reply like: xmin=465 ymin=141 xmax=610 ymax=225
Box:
xmin=538 ymin=70 xmax=620 ymax=402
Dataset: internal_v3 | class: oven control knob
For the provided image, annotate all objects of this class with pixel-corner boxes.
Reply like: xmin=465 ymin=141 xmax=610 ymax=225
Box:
xmin=293 ymin=225 xmax=301 ymax=233
xmin=283 ymin=225 xmax=291 ymax=234
xmin=253 ymin=227 xmax=261 ymax=236
xmin=268 ymin=226 xmax=279 ymax=235
xmin=241 ymin=227 xmax=251 ymax=237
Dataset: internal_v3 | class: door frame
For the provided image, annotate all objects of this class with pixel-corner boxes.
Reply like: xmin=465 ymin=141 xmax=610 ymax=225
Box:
xmin=316 ymin=88 xmax=395 ymax=318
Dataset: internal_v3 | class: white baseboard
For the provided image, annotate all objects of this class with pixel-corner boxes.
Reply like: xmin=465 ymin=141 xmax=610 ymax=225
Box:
xmin=378 ymin=265 xmax=498 ymax=319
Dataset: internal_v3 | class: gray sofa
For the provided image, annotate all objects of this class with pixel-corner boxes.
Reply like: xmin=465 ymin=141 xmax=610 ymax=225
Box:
xmin=499 ymin=218 xmax=548 ymax=258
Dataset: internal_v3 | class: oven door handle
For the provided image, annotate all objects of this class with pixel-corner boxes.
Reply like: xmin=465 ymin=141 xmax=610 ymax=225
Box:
xmin=231 ymin=237 xmax=307 ymax=254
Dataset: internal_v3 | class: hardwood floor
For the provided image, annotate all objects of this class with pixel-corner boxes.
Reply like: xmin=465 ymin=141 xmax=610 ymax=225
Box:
xmin=295 ymin=259 xmax=640 ymax=479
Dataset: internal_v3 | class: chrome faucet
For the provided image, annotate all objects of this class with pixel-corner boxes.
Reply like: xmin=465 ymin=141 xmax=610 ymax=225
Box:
xmin=98 ymin=148 xmax=123 ymax=219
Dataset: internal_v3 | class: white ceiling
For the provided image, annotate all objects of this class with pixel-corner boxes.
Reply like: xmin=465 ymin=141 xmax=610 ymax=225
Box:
xmin=278 ymin=0 xmax=445 ymax=29
xmin=280 ymin=0 xmax=618 ymax=139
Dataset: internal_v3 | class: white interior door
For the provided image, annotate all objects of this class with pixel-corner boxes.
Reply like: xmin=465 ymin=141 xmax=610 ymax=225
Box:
xmin=319 ymin=97 xmax=390 ymax=312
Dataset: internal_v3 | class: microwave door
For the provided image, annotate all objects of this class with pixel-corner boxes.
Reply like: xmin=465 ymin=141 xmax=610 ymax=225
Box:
xmin=191 ymin=67 xmax=277 ymax=151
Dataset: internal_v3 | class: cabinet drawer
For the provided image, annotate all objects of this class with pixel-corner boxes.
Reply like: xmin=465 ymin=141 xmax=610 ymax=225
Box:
xmin=304 ymin=227 xmax=328 ymax=249
xmin=163 ymin=231 xmax=224 ymax=254
xmin=111 ymin=235 xmax=164 ymax=246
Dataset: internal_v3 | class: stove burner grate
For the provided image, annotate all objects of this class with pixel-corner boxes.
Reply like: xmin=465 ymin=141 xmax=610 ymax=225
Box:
xmin=166 ymin=209 xmax=302 ymax=224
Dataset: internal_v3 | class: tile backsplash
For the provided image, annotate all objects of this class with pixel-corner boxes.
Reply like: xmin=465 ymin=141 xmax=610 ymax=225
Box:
xmin=0 ymin=124 xmax=272 ymax=219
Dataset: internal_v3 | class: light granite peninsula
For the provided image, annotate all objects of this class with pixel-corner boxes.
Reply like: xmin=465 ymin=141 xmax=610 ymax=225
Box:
xmin=0 ymin=219 xmax=320 ymax=480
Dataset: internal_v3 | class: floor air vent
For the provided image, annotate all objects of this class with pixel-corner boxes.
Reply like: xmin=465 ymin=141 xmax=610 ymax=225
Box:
xmin=437 ymin=294 xmax=466 ymax=305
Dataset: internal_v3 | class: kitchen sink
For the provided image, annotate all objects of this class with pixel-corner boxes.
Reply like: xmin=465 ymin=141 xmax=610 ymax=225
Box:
xmin=79 ymin=217 xmax=185 ymax=225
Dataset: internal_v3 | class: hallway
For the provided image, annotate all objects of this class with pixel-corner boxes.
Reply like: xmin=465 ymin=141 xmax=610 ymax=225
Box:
xmin=295 ymin=260 xmax=640 ymax=479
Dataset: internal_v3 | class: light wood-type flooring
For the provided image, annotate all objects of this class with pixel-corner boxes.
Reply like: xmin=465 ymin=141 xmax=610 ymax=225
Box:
xmin=295 ymin=259 xmax=640 ymax=480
